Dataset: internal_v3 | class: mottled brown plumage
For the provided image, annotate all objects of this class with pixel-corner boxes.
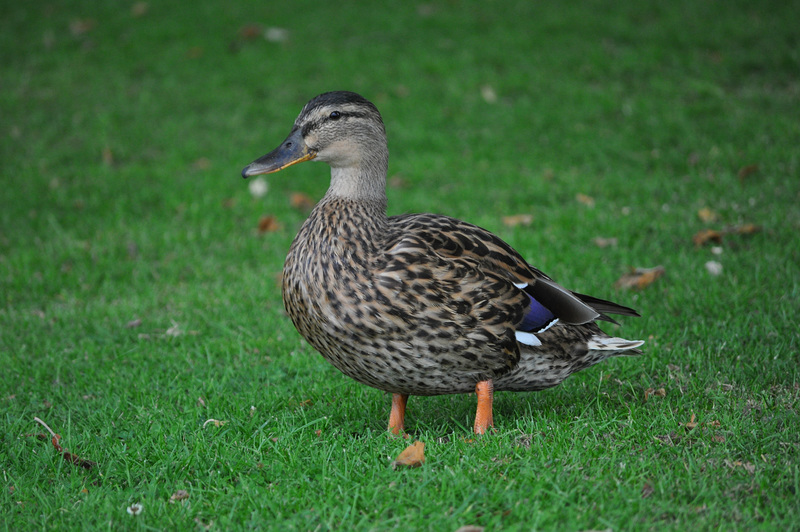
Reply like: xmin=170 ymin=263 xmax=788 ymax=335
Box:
xmin=242 ymin=91 xmax=644 ymax=434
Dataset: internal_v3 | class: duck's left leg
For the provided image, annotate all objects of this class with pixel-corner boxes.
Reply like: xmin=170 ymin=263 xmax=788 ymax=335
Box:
xmin=388 ymin=393 xmax=408 ymax=435
xmin=474 ymin=380 xmax=495 ymax=434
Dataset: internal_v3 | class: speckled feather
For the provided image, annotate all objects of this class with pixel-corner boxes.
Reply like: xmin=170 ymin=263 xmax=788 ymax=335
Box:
xmin=244 ymin=91 xmax=644 ymax=402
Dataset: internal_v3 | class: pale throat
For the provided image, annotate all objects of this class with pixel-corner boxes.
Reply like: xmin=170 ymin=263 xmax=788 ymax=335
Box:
xmin=327 ymin=165 xmax=387 ymax=204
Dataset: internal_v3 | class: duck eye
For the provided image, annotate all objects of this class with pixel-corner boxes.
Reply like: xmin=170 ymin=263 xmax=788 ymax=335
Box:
xmin=329 ymin=111 xmax=342 ymax=120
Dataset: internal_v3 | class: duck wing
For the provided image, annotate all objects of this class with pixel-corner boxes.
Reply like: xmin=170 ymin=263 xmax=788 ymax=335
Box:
xmin=376 ymin=226 xmax=527 ymax=380
xmin=388 ymin=213 xmax=633 ymax=326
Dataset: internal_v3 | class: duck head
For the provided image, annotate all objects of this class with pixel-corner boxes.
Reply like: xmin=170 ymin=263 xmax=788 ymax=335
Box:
xmin=242 ymin=92 xmax=389 ymax=201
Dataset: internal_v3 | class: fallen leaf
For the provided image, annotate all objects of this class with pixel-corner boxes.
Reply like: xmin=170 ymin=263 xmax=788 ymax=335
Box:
xmin=32 ymin=417 xmax=96 ymax=470
xmin=575 ymin=193 xmax=595 ymax=207
xmin=711 ymin=434 xmax=726 ymax=443
xmin=392 ymin=440 xmax=425 ymax=469
xmin=257 ymin=215 xmax=281 ymax=233
xmin=615 ymin=265 xmax=665 ymax=290
xmin=683 ymin=413 xmax=698 ymax=430
xmin=592 ymin=236 xmax=618 ymax=248
xmin=693 ymin=229 xmax=723 ymax=247
xmin=644 ymin=387 xmax=666 ymax=401
xmin=238 ymin=24 xmax=263 ymax=40
xmin=697 ymin=207 xmax=717 ymax=223
xmin=641 ymin=483 xmax=654 ymax=498
xmin=125 ymin=318 xmax=142 ymax=329
xmin=502 ymin=214 xmax=533 ymax=227
xmin=730 ymin=223 xmax=760 ymax=235
xmin=290 ymin=192 xmax=315 ymax=211
xmin=197 ymin=397 xmax=206 ymax=408
xmin=169 ymin=490 xmax=189 ymax=504
xmin=737 ymin=164 xmax=758 ymax=181
xmin=693 ymin=224 xmax=761 ymax=247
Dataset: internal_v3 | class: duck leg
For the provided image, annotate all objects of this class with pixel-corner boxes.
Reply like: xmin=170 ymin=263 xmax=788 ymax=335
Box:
xmin=473 ymin=380 xmax=495 ymax=434
xmin=388 ymin=393 xmax=408 ymax=435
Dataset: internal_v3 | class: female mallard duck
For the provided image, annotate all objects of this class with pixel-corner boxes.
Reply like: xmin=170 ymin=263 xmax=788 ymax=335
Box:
xmin=242 ymin=91 xmax=643 ymax=435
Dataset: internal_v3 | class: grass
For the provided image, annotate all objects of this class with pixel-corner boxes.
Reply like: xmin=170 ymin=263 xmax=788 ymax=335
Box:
xmin=1 ymin=0 xmax=799 ymax=529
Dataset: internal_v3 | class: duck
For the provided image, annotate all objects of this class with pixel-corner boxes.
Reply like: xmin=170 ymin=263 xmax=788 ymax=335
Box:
xmin=242 ymin=91 xmax=644 ymax=435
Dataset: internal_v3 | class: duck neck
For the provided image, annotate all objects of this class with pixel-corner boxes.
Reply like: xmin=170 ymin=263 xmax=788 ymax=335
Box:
xmin=326 ymin=138 xmax=388 ymax=209
xmin=327 ymin=167 xmax=388 ymax=212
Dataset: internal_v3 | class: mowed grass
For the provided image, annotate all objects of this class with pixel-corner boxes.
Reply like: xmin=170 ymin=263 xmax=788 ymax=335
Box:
xmin=2 ymin=0 xmax=799 ymax=529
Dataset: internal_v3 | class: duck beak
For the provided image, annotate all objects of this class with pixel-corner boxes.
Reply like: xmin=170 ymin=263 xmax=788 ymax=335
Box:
xmin=241 ymin=128 xmax=316 ymax=178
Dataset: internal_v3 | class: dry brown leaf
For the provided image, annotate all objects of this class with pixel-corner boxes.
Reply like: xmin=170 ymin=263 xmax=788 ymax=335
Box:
xmin=697 ymin=207 xmax=717 ymax=223
xmin=502 ymin=214 xmax=533 ymax=227
xmin=683 ymin=413 xmax=698 ymax=430
xmin=392 ymin=440 xmax=425 ymax=469
xmin=257 ymin=215 xmax=281 ymax=233
xmin=641 ymin=483 xmax=654 ymax=498
xmin=32 ymin=417 xmax=96 ymax=470
xmin=290 ymin=192 xmax=315 ymax=211
xmin=575 ymin=193 xmax=595 ymax=207
xmin=169 ymin=490 xmax=189 ymax=504
xmin=737 ymin=164 xmax=758 ymax=181
xmin=693 ymin=229 xmax=723 ymax=247
xmin=644 ymin=387 xmax=666 ymax=401
xmin=730 ymin=223 xmax=761 ymax=235
xmin=615 ymin=265 xmax=665 ymax=290
xmin=238 ymin=24 xmax=263 ymax=40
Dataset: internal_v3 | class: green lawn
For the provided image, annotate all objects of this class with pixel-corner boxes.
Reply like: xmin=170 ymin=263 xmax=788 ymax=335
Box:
xmin=2 ymin=0 xmax=799 ymax=530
